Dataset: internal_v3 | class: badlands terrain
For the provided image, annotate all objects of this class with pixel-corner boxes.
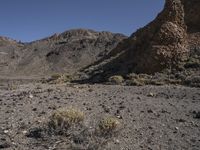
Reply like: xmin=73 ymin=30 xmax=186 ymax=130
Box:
xmin=0 ymin=0 xmax=200 ymax=149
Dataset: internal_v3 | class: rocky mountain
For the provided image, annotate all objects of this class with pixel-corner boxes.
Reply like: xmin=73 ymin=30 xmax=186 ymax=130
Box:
xmin=0 ymin=37 xmax=24 ymax=75
xmin=83 ymin=0 xmax=200 ymax=84
xmin=0 ymin=29 xmax=126 ymax=76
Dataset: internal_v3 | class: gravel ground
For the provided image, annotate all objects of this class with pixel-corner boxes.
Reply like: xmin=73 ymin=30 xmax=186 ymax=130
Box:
xmin=0 ymin=83 xmax=200 ymax=150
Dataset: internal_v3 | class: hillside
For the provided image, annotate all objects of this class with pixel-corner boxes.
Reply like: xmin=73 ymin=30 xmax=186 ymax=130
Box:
xmin=0 ymin=29 xmax=126 ymax=77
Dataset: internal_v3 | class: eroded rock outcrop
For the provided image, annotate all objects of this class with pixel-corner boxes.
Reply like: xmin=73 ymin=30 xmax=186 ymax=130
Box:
xmin=127 ymin=0 xmax=189 ymax=73
xmin=84 ymin=0 xmax=200 ymax=80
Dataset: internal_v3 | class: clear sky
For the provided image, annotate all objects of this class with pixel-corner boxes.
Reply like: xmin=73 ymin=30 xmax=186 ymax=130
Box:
xmin=0 ymin=0 xmax=164 ymax=42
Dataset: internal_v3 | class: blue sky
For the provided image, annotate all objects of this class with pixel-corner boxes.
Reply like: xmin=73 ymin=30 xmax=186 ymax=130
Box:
xmin=0 ymin=0 xmax=164 ymax=42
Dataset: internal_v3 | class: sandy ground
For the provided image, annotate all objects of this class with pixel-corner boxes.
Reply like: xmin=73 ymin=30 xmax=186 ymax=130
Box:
xmin=0 ymin=83 xmax=200 ymax=150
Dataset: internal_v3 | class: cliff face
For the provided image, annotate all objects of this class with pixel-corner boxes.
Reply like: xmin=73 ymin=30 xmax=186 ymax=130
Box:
xmin=182 ymin=0 xmax=200 ymax=49
xmin=84 ymin=0 xmax=200 ymax=78
xmin=182 ymin=0 xmax=200 ymax=33
xmin=127 ymin=0 xmax=189 ymax=73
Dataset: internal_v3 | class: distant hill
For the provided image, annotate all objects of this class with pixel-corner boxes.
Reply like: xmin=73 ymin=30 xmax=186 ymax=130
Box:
xmin=0 ymin=29 xmax=126 ymax=76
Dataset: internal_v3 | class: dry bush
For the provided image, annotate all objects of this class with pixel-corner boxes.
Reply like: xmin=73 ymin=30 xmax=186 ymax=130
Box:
xmin=48 ymin=73 xmax=73 ymax=84
xmin=51 ymin=73 xmax=62 ymax=80
xmin=98 ymin=117 xmax=121 ymax=135
xmin=69 ymin=116 xmax=121 ymax=150
xmin=27 ymin=109 xmax=122 ymax=149
xmin=108 ymin=75 xmax=124 ymax=84
xmin=48 ymin=107 xmax=84 ymax=134
xmin=7 ymin=83 xmax=18 ymax=90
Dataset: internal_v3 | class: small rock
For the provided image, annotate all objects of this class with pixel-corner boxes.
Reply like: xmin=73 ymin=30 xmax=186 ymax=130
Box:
xmin=147 ymin=109 xmax=153 ymax=113
xmin=26 ymin=128 xmax=43 ymax=139
xmin=115 ymin=139 xmax=120 ymax=144
xmin=175 ymin=127 xmax=179 ymax=130
xmin=176 ymin=119 xmax=186 ymax=122
xmin=22 ymin=130 xmax=28 ymax=134
xmin=119 ymin=105 xmax=125 ymax=110
xmin=116 ymin=115 xmax=122 ymax=119
xmin=3 ymin=130 xmax=9 ymax=134
xmin=148 ymin=92 xmax=154 ymax=97
xmin=29 ymin=94 xmax=33 ymax=99
xmin=32 ymin=108 xmax=37 ymax=111
xmin=194 ymin=111 xmax=200 ymax=119
xmin=88 ymin=88 xmax=93 ymax=92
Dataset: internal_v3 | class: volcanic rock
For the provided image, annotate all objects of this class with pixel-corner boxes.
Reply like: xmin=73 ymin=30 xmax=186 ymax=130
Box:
xmin=0 ymin=29 xmax=126 ymax=76
xmin=83 ymin=0 xmax=200 ymax=82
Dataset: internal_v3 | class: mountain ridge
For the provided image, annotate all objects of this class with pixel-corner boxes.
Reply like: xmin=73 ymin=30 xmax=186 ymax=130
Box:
xmin=0 ymin=29 xmax=127 ymax=76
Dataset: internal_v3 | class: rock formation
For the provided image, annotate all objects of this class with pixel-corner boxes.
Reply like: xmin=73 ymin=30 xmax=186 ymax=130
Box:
xmin=125 ymin=0 xmax=189 ymax=73
xmin=84 ymin=0 xmax=200 ymax=80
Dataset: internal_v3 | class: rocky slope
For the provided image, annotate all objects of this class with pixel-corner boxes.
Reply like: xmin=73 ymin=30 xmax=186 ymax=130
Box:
xmin=83 ymin=0 xmax=200 ymax=85
xmin=0 ymin=29 xmax=126 ymax=76
xmin=0 ymin=37 xmax=24 ymax=75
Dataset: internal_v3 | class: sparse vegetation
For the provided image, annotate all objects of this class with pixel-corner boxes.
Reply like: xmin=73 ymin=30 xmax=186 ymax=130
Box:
xmin=108 ymin=75 xmax=124 ymax=84
xmin=50 ymin=73 xmax=62 ymax=80
xmin=126 ymin=73 xmax=150 ymax=86
xmin=26 ymin=106 xmax=122 ymax=149
xmin=98 ymin=117 xmax=121 ymax=135
xmin=48 ymin=107 xmax=84 ymax=133
xmin=184 ymin=56 xmax=200 ymax=69
xmin=127 ymin=78 xmax=146 ymax=86
xmin=48 ymin=73 xmax=73 ymax=84
xmin=7 ymin=83 xmax=18 ymax=90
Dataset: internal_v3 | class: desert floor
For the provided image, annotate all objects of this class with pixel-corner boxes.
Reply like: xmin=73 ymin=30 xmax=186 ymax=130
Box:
xmin=0 ymin=82 xmax=200 ymax=150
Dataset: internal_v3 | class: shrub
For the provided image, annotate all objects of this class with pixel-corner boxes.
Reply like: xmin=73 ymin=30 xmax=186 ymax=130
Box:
xmin=98 ymin=117 xmax=121 ymax=134
xmin=7 ymin=83 xmax=18 ymax=90
xmin=127 ymin=78 xmax=145 ymax=86
xmin=51 ymin=73 xmax=62 ymax=80
xmin=27 ymin=112 xmax=123 ymax=149
xmin=49 ymin=73 xmax=73 ymax=84
xmin=184 ymin=57 xmax=200 ymax=69
xmin=108 ymin=75 xmax=124 ymax=84
xmin=48 ymin=107 xmax=84 ymax=133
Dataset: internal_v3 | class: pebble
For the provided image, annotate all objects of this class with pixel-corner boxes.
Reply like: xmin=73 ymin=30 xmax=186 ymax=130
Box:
xmin=3 ymin=130 xmax=9 ymax=134
xmin=175 ymin=127 xmax=179 ymax=130
xmin=115 ymin=139 xmax=120 ymax=144
xmin=29 ymin=94 xmax=33 ymax=99
xmin=148 ymin=92 xmax=154 ymax=97
xmin=22 ymin=130 xmax=28 ymax=134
